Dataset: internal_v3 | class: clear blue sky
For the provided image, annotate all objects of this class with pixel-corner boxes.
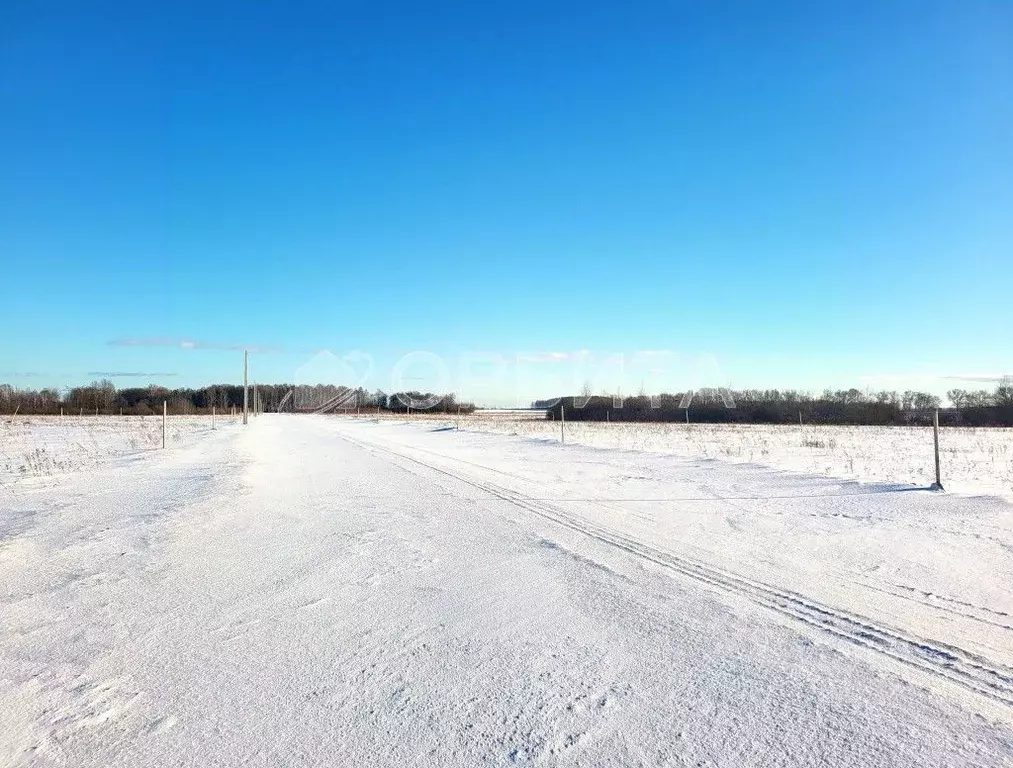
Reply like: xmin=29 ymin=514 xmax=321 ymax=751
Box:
xmin=2 ymin=0 xmax=1010 ymax=404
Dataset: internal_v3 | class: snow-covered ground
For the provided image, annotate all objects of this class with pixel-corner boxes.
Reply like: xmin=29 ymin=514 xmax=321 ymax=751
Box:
xmin=2 ymin=415 xmax=1012 ymax=766
xmin=0 ymin=415 xmax=235 ymax=488
xmin=445 ymin=416 xmax=1013 ymax=499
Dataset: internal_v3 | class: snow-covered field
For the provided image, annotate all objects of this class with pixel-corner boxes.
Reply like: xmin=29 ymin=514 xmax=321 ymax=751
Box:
xmin=0 ymin=415 xmax=235 ymax=488
xmin=2 ymin=415 xmax=1012 ymax=766
xmin=448 ymin=416 xmax=1013 ymax=499
xmin=7 ymin=413 xmax=1010 ymax=499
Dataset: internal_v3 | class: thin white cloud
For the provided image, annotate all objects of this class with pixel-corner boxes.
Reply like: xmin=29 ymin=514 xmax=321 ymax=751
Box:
xmin=938 ymin=373 xmax=1012 ymax=383
xmin=860 ymin=373 xmax=1011 ymax=386
xmin=86 ymin=372 xmax=179 ymax=378
xmin=517 ymin=352 xmax=574 ymax=363
xmin=516 ymin=350 xmax=594 ymax=363
xmin=108 ymin=338 xmax=282 ymax=353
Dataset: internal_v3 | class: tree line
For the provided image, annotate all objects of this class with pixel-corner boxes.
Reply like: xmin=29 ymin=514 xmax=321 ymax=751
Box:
xmin=0 ymin=380 xmax=475 ymax=416
xmin=3 ymin=380 xmax=1011 ymax=425
xmin=539 ymin=384 xmax=1013 ymax=427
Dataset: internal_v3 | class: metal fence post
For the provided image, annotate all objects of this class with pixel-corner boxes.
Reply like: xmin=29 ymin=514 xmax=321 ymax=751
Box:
xmin=933 ymin=409 xmax=943 ymax=490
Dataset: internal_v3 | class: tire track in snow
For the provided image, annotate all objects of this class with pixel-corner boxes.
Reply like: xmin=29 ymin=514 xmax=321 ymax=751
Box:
xmin=338 ymin=430 xmax=1013 ymax=713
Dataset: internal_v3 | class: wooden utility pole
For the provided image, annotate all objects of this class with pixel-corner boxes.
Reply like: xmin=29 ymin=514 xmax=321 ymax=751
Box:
xmin=243 ymin=350 xmax=249 ymax=425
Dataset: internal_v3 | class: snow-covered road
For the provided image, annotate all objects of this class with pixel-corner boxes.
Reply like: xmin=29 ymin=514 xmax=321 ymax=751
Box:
xmin=3 ymin=415 xmax=1012 ymax=767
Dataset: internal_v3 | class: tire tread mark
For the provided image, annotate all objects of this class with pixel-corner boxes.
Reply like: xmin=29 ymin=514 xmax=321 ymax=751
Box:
xmin=340 ymin=430 xmax=1013 ymax=709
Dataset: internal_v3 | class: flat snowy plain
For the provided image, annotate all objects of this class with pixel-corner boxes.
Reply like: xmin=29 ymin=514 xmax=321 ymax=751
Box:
xmin=460 ymin=415 xmax=1013 ymax=500
xmin=2 ymin=415 xmax=1012 ymax=766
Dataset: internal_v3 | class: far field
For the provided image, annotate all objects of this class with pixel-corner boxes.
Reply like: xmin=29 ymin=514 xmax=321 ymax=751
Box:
xmin=3 ymin=413 xmax=1011 ymax=498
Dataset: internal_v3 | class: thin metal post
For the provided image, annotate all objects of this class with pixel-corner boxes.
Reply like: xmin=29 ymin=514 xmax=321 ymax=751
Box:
xmin=162 ymin=400 xmax=167 ymax=449
xmin=243 ymin=350 xmax=249 ymax=425
xmin=933 ymin=409 xmax=943 ymax=490
xmin=560 ymin=403 xmax=565 ymax=444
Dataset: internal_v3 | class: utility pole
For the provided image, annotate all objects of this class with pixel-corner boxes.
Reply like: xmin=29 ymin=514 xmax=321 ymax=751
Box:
xmin=243 ymin=350 xmax=249 ymax=425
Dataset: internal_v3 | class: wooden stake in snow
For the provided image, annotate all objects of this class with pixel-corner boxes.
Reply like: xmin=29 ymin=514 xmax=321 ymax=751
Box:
xmin=933 ymin=409 xmax=943 ymax=490
xmin=162 ymin=400 xmax=167 ymax=449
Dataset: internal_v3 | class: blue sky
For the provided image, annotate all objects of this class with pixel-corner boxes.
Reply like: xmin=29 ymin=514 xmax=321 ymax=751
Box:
xmin=1 ymin=0 xmax=1010 ymax=404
